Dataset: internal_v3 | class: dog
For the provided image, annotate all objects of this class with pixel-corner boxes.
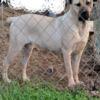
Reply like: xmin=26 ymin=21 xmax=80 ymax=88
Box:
xmin=2 ymin=0 xmax=96 ymax=88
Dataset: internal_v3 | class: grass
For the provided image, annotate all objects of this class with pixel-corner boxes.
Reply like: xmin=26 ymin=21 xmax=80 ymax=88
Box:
xmin=0 ymin=81 xmax=100 ymax=100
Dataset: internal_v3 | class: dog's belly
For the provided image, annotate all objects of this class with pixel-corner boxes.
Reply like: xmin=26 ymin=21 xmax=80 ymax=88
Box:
xmin=30 ymin=31 xmax=62 ymax=51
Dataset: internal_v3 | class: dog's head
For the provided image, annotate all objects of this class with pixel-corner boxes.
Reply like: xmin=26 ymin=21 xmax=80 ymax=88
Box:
xmin=70 ymin=0 xmax=97 ymax=22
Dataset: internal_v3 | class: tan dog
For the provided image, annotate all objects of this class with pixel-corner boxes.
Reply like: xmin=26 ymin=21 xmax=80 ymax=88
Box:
xmin=2 ymin=0 xmax=96 ymax=88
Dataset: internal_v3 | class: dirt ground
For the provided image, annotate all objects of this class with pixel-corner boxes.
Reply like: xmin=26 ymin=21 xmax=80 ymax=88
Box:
xmin=0 ymin=7 xmax=100 ymax=92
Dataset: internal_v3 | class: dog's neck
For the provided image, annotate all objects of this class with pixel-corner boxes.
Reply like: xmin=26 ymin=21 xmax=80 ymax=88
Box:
xmin=65 ymin=7 xmax=88 ymax=36
xmin=69 ymin=6 xmax=87 ymax=26
xmin=68 ymin=7 xmax=79 ymax=24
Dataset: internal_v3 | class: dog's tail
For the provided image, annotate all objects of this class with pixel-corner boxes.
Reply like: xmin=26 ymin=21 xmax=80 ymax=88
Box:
xmin=5 ymin=17 xmax=17 ymax=26
xmin=6 ymin=17 xmax=14 ymax=24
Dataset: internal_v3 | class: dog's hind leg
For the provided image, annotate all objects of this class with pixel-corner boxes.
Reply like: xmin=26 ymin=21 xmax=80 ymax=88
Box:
xmin=2 ymin=42 xmax=24 ymax=83
xmin=21 ymin=43 xmax=34 ymax=81
xmin=62 ymin=48 xmax=75 ymax=88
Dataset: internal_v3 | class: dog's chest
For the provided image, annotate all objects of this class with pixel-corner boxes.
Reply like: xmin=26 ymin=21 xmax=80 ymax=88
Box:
xmin=73 ymin=22 xmax=92 ymax=53
xmin=79 ymin=30 xmax=89 ymax=42
xmin=79 ymin=23 xmax=91 ymax=42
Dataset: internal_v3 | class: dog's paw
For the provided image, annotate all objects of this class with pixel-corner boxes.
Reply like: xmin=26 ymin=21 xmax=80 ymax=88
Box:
xmin=4 ymin=78 xmax=12 ymax=83
xmin=68 ymin=82 xmax=76 ymax=89
xmin=75 ymin=81 xmax=86 ymax=89
xmin=76 ymin=81 xmax=85 ymax=86
xmin=67 ymin=81 xmax=85 ymax=90
xmin=67 ymin=84 xmax=76 ymax=90
xmin=23 ymin=76 xmax=30 ymax=82
xmin=2 ymin=73 xmax=11 ymax=83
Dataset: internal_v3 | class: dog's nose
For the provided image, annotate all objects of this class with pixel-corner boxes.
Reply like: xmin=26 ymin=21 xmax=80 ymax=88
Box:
xmin=79 ymin=9 xmax=90 ymax=22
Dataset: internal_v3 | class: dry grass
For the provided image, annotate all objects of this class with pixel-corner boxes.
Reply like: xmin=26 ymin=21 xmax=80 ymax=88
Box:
xmin=0 ymin=7 xmax=100 ymax=93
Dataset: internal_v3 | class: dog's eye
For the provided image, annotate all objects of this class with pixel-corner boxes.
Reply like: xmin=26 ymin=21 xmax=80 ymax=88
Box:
xmin=86 ymin=1 xmax=91 ymax=5
xmin=76 ymin=3 xmax=81 ymax=7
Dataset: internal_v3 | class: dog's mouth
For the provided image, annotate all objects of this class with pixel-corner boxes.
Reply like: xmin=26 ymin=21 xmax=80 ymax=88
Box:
xmin=78 ymin=9 xmax=90 ymax=22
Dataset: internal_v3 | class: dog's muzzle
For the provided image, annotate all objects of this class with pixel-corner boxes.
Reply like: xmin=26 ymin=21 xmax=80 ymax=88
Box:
xmin=78 ymin=8 xmax=90 ymax=22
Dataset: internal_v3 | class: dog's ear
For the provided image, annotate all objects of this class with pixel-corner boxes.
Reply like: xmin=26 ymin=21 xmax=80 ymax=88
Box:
xmin=93 ymin=0 xmax=97 ymax=2
xmin=66 ymin=0 xmax=73 ymax=4
xmin=69 ymin=0 xmax=73 ymax=4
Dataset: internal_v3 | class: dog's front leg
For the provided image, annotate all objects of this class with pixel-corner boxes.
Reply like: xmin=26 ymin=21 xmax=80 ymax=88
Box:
xmin=72 ymin=51 xmax=83 ymax=85
xmin=62 ymin=48 xmax=75 ymax=87
xmin=21 ymin=43 xmax=34 ymax=81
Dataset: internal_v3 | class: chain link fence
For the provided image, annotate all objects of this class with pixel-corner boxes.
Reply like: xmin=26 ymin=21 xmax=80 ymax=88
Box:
xmin=0 ymin=1 xmax=100 ymax=94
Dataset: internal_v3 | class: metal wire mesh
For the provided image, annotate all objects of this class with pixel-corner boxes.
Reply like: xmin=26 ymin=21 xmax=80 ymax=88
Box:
xmin=0 ymin=1 xmax=100 ymax=92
